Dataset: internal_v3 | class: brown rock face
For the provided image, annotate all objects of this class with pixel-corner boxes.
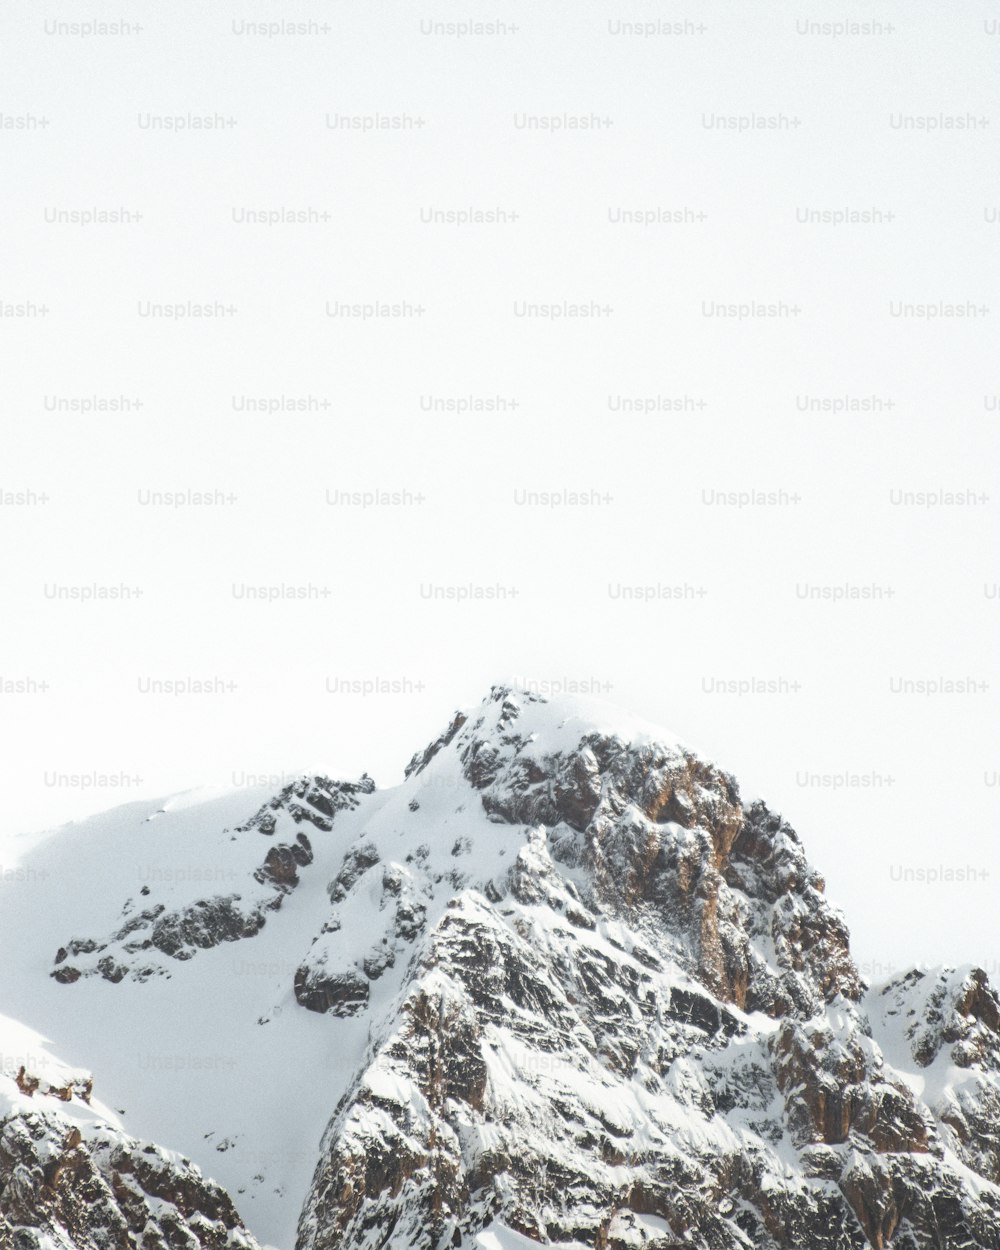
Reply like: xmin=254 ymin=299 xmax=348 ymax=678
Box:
xmin=291 ymin=688 xmax=1000 ymax=1250
xmin=772 ymin=1018 xmax=931 ymax=1154
xmin=12 ymin=1066 xmax=91 ymax=1106
xmin=0 ymin=1100 xmax=261 ymax=1250
xmin=254 ymin=833 xmax=313 ymax=891
xmin=448 ymin=690 xmax=861 ymax=1021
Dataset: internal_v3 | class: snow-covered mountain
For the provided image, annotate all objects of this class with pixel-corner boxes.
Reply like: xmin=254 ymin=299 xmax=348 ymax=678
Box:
xmin=1 ymin=686 xmax=999 ymax=1250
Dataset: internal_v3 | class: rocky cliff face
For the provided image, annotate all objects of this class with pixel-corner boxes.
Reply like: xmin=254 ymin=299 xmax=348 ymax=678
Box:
xmin=0 ymin=1055 xmax=260 ymax=1250
xmin=26 ymin=685 xmax=1000 ymax=1249
xmin=292 ymin=688 xmax=1000 ymax=1250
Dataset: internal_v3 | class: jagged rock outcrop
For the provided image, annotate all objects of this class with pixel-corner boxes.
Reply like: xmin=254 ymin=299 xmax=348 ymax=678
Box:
xmin=869 ymin=966 xmax=1000 ymax=1193
xmin=51 ymin=775 xmax=374 ymax=984
xmin=416 ymin=689 xmax=863 ymax=1017
xmin=0 ymin=1061 xmax=260 ymax=1250
xmin=236 ymin=776 xmax=375 ymax=837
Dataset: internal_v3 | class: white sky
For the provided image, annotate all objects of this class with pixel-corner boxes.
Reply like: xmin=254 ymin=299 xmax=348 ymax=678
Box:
xmin=1 ymin=0 xmax=997 ymax=982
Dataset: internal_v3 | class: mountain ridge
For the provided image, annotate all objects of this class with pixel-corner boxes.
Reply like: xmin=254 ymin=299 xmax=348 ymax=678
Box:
xmin=0 ymin=685 xmax=997 ymax=1250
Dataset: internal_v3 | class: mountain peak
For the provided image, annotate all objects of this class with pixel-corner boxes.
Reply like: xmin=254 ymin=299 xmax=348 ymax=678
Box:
xmin=409 ymin=681 xmax=687 ymax=767
xmin=3 ymin=692 xmax=999 ymax=1249
xmin=396 ymin=683 xmax=857 ymax=1015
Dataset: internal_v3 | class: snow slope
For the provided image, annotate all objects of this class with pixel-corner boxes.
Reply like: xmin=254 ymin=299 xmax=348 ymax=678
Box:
xmin=0 ymin=781 xmax=379 ymax=1248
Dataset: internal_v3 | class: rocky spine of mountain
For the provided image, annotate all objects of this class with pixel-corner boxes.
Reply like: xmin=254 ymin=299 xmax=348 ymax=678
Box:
xmin=23 ymin=687 xmax=1000 ymax=1249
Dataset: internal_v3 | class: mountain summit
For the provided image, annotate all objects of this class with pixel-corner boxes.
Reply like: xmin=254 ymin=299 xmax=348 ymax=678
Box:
xmin=1 ymin=686 xmax=998 ymax=1250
